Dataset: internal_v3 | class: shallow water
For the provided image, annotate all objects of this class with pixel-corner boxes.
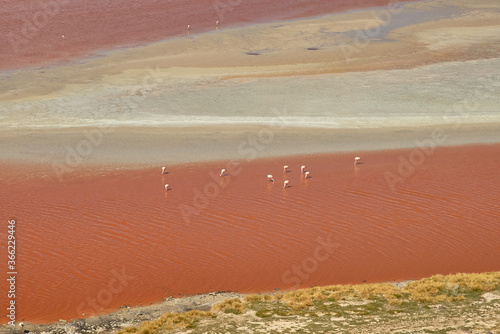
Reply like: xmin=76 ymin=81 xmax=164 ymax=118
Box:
xmin=1 ymin=144 xmax=499 ymax=323
xmin=0 ymin=0 xmax=413 ymax=70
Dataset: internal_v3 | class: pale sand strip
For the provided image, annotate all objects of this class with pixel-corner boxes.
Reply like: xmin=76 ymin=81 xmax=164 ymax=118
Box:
xmin=1 ymin=123 xmax=500 ymax=168
xmin=1 ymin=57 xmax=499 ymax=129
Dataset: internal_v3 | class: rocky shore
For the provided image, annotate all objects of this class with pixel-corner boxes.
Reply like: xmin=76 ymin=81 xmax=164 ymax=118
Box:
xmin=1 ymin=291 xmax=242 ymax=334
xmin=4 ymin=272 xmax=499 ymax=334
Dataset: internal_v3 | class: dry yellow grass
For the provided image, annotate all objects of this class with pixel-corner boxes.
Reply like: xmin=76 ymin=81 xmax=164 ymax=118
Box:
xmin=243 ymin=294 xmax=274 ymax=303
xmin=272 ymin=272 xmax=500 ymax=308
xmin=116 ymin=310 xmax=212 ymax=334
xmin=278 ymin=289 xmax=316 ymax=309
xmin=276 ymin=282 xmax=404 ymax=308
xmin=446 ymin=272 xmax=500 ymax=291
xmin=403 ymin=272 xmax=500 ymax=303
xmin=210 ymin=298 xmax=246 ymax=313
xmin=117 ymin=272 xmax=500 ymax=333
xmin=353 ymin=283 xmax=402 ymax=300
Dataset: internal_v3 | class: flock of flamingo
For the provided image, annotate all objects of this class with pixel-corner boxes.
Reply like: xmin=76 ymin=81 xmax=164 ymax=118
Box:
xmin=161 ymin=157 xmax=361 ymax=191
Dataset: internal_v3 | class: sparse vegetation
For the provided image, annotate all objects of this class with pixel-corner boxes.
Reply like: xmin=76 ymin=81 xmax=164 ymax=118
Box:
xmin=115 ymin=272 xmax=500 ymax=333
xmin=210 ymin=298 xmax=245 ymax=314
xmin=6 ymin=272 xmax=497 ymax=333
xmin=116 ymin=310 xmax=212 ymax=334
xmin=243 ymin=294 xmax=273 ymax=303
xmin=404 ymin=272 xmax=500 ymax=302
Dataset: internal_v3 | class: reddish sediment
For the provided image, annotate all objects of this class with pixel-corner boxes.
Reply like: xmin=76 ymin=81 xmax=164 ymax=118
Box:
xmin=0 ymin=0 xmax=414 ymax=71
xmin=0 ymin=143 xmax=499 ymax=323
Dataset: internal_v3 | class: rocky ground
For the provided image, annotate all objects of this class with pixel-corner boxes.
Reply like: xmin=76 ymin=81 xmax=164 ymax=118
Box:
xmin=175 ymin=294 xmax=500 ymax=334
xmin=0 ymin=291 xmax=242 ymax=334
xmin=168 ymin=288 xmax=500 ymax=334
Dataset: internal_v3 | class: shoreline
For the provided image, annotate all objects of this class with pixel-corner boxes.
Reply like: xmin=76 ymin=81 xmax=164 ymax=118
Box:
xmin=3 ymin=271 xmax=498 ymax=332
xmin=0 ymin=0 xmax=414 ymax=74
xmin=2 ymin=139 xmax=500 ymax=177
xmin=1 ymin=123 xmax=500 ymax=170
xmin=0 ymin=0 xmax=416 ymax=72
xmin=2 ymin=0 xmax=499 ymax=105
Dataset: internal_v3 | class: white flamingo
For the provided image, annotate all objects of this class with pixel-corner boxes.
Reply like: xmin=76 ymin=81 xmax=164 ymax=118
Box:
xmin=301 ymin=165 xmax=306 ymax=173
xmin=283 ymin=165 xmax=289 ymax=173
xmin=305 ymin=171 xmax=311 ymax=178
xmin=161 ymin=167 xmax=167 ymax=175
xmin=220 ymin=169 xmax=227 ymax=177
xmin=267 ymin=174 xmax=274 ymax=182
xmin=165 ymin=184 xmax=170 ymax=191
xmin=354 ymin=157 xmax=361 ymax=164
xmin=283 ymin=180 xmax=290 ymax=189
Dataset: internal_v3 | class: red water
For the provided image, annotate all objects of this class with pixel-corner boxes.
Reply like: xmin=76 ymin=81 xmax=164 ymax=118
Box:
xmin=0 ymin=144 xmax=499 ymax=323
xmin=0 ymin=0 xmax=414 ymax=71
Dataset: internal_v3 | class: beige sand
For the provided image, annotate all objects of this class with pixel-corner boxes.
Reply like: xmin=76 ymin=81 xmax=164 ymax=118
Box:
xmin=1 ymin=123 xmax=500 ymax=168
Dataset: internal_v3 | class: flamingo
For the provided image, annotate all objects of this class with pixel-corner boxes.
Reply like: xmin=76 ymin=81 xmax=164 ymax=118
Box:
xmin=283 ymin=165 xmax=289 ymax=173
xmin=161 ymin=167 xmax=167 ymax=175
xmin=61 ymin=35 xmax=66 ymax=40
xmin=283 ymin=180 xmax=290 ymax=189
xmin=301 ymin=165 xmax=306 ymax=173
xmin=165 ymin=184 xmax=170 ymax=191
xmin=216 ymin=20 xmax=219 ymax=29
xmin=267 ymin=174 xmax=274 ymax=182
xmin=354 ymin=157 xmax=361 ymax=165
xmin=220 ymin=169 xmax=227 ymax=177
xmin=305 ymin=171 xmax=311 ymax=178
xmin=187 ymin=24 xmax=191 ymax=31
